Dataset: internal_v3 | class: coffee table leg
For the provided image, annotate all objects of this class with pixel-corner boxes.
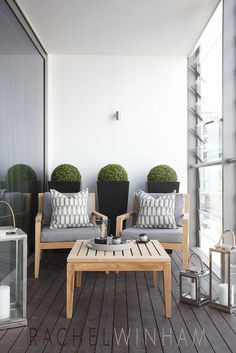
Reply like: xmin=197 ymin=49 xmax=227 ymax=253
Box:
xmin=76 ymin=271 xmax=82 ymax=287
xmin=67 ymin=263 xmax=75 ymax=319
xmin=163 ymin=262 xmax=171 ymax=318
xmin=152 ymin=272 xmax=158 ymax=287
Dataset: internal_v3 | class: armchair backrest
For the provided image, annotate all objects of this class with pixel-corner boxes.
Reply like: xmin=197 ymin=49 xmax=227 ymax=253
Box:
xmin=38 ymin=192 xmax=96 ymax=226
xmin=132 ymin=193 xmax=190 ymax=226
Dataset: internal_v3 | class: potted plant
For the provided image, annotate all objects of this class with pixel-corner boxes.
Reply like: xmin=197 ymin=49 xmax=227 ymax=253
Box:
xmin=147 ymin=164 xmax=179 ymax=193
xmin=48 ymin=164 xmax=81 ymax=192
xmin=5 ymin=164 xmax=38 ymax=192
xmin=97 ymin=164 xmax=129 ymax=236
xmin=5 ymin=164 xmax=40 ymax=253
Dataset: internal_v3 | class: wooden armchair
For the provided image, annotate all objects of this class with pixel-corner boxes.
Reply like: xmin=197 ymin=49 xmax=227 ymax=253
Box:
xmin=116 ymin=193 xmax=190 ymax=269
xmin=35 ymin=192 xmax=107 ymax=278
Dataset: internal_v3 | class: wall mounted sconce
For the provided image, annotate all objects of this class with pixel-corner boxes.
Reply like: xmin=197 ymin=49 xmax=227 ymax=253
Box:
xmin=115 ymin=111 xmax=121 ymax=121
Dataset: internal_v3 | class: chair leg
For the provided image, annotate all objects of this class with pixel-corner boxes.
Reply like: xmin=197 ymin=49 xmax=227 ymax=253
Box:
xmin=183 ymin=245 xmax=189 ymax=270
xmin=34 ymin=246 xmax=41 ymax=278
xmin=152 ymin=271 xmax=158 ymax=287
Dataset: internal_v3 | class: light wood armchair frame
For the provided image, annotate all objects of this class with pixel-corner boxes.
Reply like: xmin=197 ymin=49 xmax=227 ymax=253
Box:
xmin=116 ymin=194 xmax=190 ymax=269
xmin=35 ymin=192 xmax=107 ymax=278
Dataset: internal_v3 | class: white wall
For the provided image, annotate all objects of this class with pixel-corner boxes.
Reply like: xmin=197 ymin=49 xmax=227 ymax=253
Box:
xmin=48 ymin=55 xmax=187 ymax=208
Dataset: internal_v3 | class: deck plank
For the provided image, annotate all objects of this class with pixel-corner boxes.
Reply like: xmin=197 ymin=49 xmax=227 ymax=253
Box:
xmin=172 ymin=251 xmax=233 ymax=353
xmin=1 ymin=250 xmax=235 ymax=353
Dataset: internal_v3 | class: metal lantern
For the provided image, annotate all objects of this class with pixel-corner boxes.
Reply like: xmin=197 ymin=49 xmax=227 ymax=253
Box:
xmin=209 ymin=230 xmax=236 ymax=313
xmin=95 ymin=218 xmax=109 ymax=244
xmin=179 ymin=252 xmax=209 ymax=306
xmin=0 ymin=200 xmax=27 ymax=329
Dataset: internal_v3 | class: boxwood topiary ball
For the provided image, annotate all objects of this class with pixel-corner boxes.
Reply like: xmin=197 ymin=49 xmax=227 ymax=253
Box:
xmin=6 ymin=164 xmax=37 ymax=185
xmin=51 ymin=164 xmax=81 ymax=182
xmin=147 ymin=165 xmax=178 ymax=182
xmin=98 ymin=164 xmax=128 ymax=182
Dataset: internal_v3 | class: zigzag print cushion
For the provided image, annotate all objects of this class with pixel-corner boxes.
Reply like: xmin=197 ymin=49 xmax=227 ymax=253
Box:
xmin=50 ymin=189 xmax=92 ymax=229
xmin=135 ymin=190 xmax=177 ymax=229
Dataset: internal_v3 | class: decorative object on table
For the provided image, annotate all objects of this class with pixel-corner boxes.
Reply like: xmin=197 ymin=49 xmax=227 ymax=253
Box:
xmin=179 ymin=252 xmax=209 ymax=306
xmin=97 ymin=164 xmax=129 ymax=236
xmin=95 ymin=218 xmax=109 ymax=244
xmin=87 ymin=237 xmax=133 ymax=251
xmin=48 ymin=164 xmax=81 ymax=192
xmin=147 ymin=164 xmax=179 ymax=193
xmin=0 ymin=228 xmax=27 ymax=329
xmin=138 ymin=233 xmax=148 ymax=242
xmin=209 ymin=230 xmax=236 ymax=313
xmin=112 ymin=236 xmax=122 ymax=245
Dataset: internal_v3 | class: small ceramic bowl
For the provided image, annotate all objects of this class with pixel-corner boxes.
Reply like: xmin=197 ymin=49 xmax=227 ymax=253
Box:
xmin=112 ymin=236 xmax=122 ymax=245
xmin=139 ymin=234 xmax=148 ymax=242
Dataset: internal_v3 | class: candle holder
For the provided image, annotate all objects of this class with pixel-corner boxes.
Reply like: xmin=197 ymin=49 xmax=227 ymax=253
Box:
xmin=179 ymin=252 xmax=209 ymax=306
xmin=95 ymin=219 xmax=109 ymax=245
xmin=209 ymin=230 xmax=236 ymax=313
xmin=0 ymin=228 xmax=27 ymax=329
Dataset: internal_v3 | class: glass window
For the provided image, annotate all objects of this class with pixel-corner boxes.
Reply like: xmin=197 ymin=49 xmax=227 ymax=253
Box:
xmin=0 ymin=0 xmax=46 ymax=253
xmin=189 ymin=2 xmax=223 ymax=252
xmin=199 ymin=165 xmax=222 ymax=249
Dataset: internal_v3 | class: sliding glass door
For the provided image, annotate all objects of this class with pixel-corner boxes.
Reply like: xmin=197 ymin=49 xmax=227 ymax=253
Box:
xmin=0 ymin=0 xmax=46 ymax=252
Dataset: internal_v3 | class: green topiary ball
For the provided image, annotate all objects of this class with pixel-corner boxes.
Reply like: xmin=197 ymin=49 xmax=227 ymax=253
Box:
xmin=51 ymin=164 xmax=81 ymax=182
xmin=147 ymin=165 xmax=178 ymax=182
xmin=98 ymin=164 xmax=128 ymax=182
xmin=5 ymin=164 xmax=37 ymax=186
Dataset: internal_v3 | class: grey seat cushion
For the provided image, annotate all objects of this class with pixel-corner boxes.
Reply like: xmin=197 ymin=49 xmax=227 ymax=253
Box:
xmin=41 ymin=225 xmax=101 ymax=242
xmin=42 ymin=192 xmax=94 ymax=226
xmin=121 ymin=227 xmax=182 ymax=243
xmin=134 ymin=193 xmax=184 ymax=226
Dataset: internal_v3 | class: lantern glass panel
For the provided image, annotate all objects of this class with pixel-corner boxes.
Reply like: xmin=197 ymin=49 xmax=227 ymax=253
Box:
xmin=230 ymin=252 xmax=236 ymax=307
xmin=211 ymin=250 xmax=232 ymax=306
xmin=0 ymin=237 xmax=26 ymax=324
xmin=199 ymin=275 xmax=209 ymax=302
xmin=181 ymin=275 xmax=197 ymax=301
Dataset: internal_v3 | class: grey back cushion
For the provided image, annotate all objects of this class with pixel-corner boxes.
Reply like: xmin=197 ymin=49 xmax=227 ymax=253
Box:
xmin=134 ymin=193 xmax=184 ymax=227
xmin=42 ymin=192 xmax=94 ymax=226
xmin=2 ymin=192 xmax=24 ymax=214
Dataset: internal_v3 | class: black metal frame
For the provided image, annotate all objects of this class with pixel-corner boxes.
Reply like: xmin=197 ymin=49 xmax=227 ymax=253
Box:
xmin=6 ymin=0 xmax=47 ymax=191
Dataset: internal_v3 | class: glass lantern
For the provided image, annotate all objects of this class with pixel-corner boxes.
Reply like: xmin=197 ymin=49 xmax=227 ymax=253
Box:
xmin=0 ymin=228 xmax=27 ymax=329
xmin=209 ymin=230 xmax=236 ymax=313
xmin=180 ymin=252 xmax=209 ymax=306
xmin=95 ymin=218 xmax=109 ymax=244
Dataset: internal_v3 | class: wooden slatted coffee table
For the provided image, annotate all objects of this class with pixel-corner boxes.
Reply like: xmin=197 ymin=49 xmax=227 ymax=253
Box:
xmin=66 ymin=239 xmax=171 ymax=319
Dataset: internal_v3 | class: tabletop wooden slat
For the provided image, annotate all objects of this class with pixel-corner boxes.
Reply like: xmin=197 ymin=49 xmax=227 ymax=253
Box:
xmin=137 ymin=243 xmax=150 ymax=257
xmin=78 ymin=241 xmax=89 ymax=257
xmin=68 ymin=240 xmax=170 ymax=263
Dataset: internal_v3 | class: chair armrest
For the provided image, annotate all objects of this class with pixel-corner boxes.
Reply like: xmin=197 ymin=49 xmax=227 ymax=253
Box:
xmin=116 ymin=211 xmax=136 ymax=237
xmin=92 ymin=211 xmax=108 ymax=220
xmin=35 ymin=212 xmax=42 ymax=245
xmin=183 ymin=213 xmax=189 ymax=224
xmin=35 ymin=212 xmax=42 ymax=223
xmin=91 ymin=211 xmax=108 ymax=224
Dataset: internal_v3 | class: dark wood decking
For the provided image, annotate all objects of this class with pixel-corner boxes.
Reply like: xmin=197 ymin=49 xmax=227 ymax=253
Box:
xmin=0 ymin=250 xmax=236 ymax=353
